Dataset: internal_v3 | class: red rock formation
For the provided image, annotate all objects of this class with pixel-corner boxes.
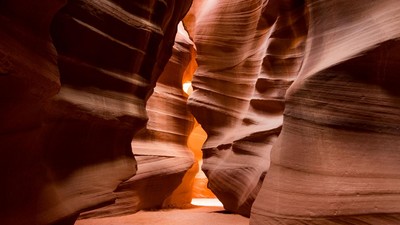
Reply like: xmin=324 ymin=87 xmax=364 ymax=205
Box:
xmin=188 ymin=0 xmax=307 ymax=216
xmin=78 ymin=23 xmax=197 ymax=218
xmin=0 ymin=1 xmax=66 ymax=224
xmin=251 ymin=1 xmax=400 ymax=224
xmin=182 ymin=0 xmax=206 ymax=37
xmin=1 ymin=0 xmax=191 ymax=224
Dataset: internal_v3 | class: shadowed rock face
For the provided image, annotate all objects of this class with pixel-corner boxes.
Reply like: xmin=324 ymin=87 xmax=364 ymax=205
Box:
xmin=0 ymin=1 xmax=66 ymax=224
xmin=188 ymin=0 xmax=308 ymax=216
xmin=251 ymin=1 xmax=400 ymax=224
xmin=0 ymin=0 xmax=191 ymax=224
xmin=78 ymin=23 xmax=197 ymax=218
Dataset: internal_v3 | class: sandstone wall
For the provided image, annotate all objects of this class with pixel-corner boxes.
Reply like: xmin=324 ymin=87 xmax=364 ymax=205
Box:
xmin=79 ymin=23 xmax=197 ymax=218
xmin=4 ymin=0 xmax=400 ymax=224
xmin=250 ymin=1 xmax=400 ymax=224
xmin=0 ymin=0 xmax=191 ymax=224
xmin=0 ymin=1 xmax=67 ymax=224
xmin=188 ymin=0 xmax=308 ymax=216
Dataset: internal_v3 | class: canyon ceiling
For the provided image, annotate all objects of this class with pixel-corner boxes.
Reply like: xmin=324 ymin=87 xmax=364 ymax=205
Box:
xmin=1 ymin=0 xmax=400 ymax=225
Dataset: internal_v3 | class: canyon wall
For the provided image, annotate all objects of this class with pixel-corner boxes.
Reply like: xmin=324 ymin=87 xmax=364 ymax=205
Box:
xmin=250 ymin=0 xmax=400 ymax=224
xmin=189 ymin=0 xmax=400 ymax=223
xmin=79 ymin=23 xmax=197 ymax=218
xmin=0 ymin=0 xmax=191 ymax=224
xmin=3 ymin=0 xmax=400 ymax=224
xmin=0 ymin=1 xmax=67 ymax=224
xmin=188 ymin=0 xmax=308 ymax=216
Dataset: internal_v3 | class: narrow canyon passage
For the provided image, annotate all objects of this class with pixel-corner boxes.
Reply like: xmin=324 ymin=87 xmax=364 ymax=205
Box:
xmin=1 ymin=0 xmax=400 ymax=225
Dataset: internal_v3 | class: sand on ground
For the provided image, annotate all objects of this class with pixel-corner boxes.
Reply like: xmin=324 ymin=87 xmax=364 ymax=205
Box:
xmin=75 ymin=206 xmax=249 ymax=225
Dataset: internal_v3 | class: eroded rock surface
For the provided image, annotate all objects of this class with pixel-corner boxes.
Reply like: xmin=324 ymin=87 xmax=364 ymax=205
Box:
xmin=0 ymin=1 xmax=66 ymax=224
xmin=78 ymin=22 xmax=196 ymax=218
xmin=1 ymin=0 xmax=191 ymax=224
xmin=188 ymin=0 xmax=308 ymax=216
xmin=251 ymin=1 xmax=400 ymax=224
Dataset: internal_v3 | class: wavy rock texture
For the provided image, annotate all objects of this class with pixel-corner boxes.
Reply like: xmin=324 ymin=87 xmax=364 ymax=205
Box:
xmin=188 ymin=0 xmax=307 ymax=216
xmin=250 ymin=1 xmax=400 ymax=224
xmin=79 ymin=23 xmax=197 ymax=218
xmin=44 ymin=0 xmax=192 ymax=222
xmin=0 ymin=1 xmax=66 ymax=225
xmin=0 ymin=0 xmax=190 ymax=224
xmin=181 ymin=0 xmax=206 ymax=38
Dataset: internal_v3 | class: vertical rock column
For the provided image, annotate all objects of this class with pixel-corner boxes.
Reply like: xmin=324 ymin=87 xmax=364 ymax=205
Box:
xmin=41 ymin=0 xmax=192 ymax=223
xmin=79 ymin=23 xmax=197 ymax=218
xmin=0 ymin=1 xmax=66 ymax=225
xmin=251 ymin=1 xmax=400 ymax=224
xmin=188 ymin=0 xmax=308 ymax=216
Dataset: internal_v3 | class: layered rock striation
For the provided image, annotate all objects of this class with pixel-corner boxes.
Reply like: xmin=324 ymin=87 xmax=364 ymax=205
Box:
xmin=79 ymin=23 xmax=197 ymax=218
xmin=4 ymin=0 xmax=400 ymax=224
xmin=251 ymin=1 xmax=400 ymax=224
xmin=188 ymin=0 xmax=308 ymax=216
xmin=45 ymin=0 xmax=192 ymax=222
xmin=1 ymin=0 xmax=191 ymax=224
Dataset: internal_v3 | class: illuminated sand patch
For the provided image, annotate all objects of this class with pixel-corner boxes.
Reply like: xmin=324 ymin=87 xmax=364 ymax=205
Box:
xmin=191 ymin=198 xmax=223 ymax=207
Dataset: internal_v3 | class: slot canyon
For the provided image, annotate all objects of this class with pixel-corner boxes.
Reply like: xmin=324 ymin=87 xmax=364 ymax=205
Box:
xmin=1 ymin=0 xmax=400 ymax=225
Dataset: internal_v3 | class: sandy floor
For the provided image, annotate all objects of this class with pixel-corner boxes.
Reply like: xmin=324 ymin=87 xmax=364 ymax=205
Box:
xmin=75 ymin=206 xmax=249 ymax=225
